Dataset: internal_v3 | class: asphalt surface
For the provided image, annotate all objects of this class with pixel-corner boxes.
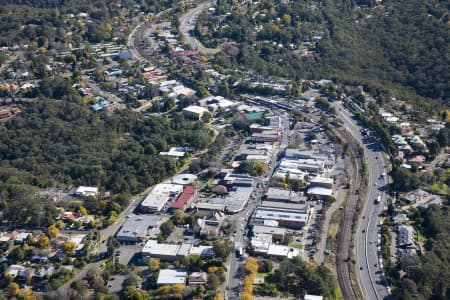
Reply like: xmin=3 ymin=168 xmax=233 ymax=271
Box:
xmin=179 ymin=1 xmax=219 ymax=55
xmin=334 ymin=102 xmax=391 ymax=300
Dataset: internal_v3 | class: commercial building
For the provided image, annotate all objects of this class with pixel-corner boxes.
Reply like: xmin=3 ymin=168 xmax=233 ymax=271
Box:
xmin=140 ymin=183 xmax=183 ymax=212
xmin=170 ymin=186 xmax=197 ymax=211
xmin=116 ymin=215 xmax=166 ymax=243
xmin=142 ymin=240 xmax=214 ymax=261
xmin=251 ymin=206 xmax=310 ymax=229
xmin=157 ymin=269 xmax=187 ymax=286
xmin=252 ymin=225 xmax=286 ymax=241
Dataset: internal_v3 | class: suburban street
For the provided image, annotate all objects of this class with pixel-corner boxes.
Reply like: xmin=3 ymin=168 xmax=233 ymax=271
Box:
xmin=334 ymin=102 xmax=391 ymax=300
xmin=179 ymin=1 xmax=219 ymax=55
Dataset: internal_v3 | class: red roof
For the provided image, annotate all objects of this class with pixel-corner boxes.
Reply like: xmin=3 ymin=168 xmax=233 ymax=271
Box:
xmin=171 ymin=192 xmax=194 ymax=209
xmin=183 ymin=186 xmax=196 ymax=194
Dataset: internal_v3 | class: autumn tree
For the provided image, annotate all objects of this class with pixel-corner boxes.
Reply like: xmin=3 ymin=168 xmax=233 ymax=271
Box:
xmin=8 ymin=282 xmax=19 ymax=297
xmin=62 ymin=242 xmax=76 ymax=256
xmin=47 ymin=224 xmax=59 ymax=238
xmin=39 ymin=235 xmax=50 ymax=249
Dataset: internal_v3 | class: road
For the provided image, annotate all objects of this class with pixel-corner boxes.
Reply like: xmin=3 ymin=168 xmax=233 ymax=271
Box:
xmin=179 ymin=1 xmax=219 ymax=55
xmin=127 ymin=23 xmax=145 ymax=61
xmin=334 ymin=102 xmax=391 ymax=300
xmin=225 ymin=112 xmax=290 ymax=300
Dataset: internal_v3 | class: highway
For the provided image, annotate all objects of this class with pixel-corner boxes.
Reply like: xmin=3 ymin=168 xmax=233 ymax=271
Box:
xmin=334 ymin=102 xmax=391 ymax=300
xmin=179 ymin=1 xmax=219 ymax=55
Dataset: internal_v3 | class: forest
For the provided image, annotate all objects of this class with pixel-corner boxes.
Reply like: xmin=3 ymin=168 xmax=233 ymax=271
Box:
xmin=0 ymin=98 xmax=213 ymax=195
xmin=209 ymin=0 xmax=449 ymax=107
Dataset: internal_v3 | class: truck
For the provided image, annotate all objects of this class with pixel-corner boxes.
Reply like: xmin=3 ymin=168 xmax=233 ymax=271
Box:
xmin=235 ymin=242 xmax=244 ymax=258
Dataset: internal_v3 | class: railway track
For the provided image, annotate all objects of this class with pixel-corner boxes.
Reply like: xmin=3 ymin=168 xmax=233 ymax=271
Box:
xmin=335 ymin=128 xmax=363 ymax=300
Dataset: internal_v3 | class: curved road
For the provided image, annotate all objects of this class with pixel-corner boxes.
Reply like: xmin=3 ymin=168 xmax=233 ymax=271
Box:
xmin=179 ymin=1 xmax=219 ymax=55
xmin=334 ymin=102 xmax=391 ymax=300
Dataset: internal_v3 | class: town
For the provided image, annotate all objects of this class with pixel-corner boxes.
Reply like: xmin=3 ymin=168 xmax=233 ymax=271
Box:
xmin=0 ymin=0 xmax=448 ymax=300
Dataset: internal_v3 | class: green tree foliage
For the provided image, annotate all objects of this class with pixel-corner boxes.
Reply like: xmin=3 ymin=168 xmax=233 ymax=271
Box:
xmin=392 ymin=206 xmax=450 ymax=299
xmin=0 ymin=100 xmax=212 ymax=195
xmin=262 ymin=257 xmax=338 ymax=298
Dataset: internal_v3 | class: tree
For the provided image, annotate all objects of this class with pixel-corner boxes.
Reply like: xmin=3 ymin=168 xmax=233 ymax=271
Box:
xmin=148 ymin=258 xmax=160 ymax=273
xmin=62 ymin=242 xmax=76 ymax=256
xmin=39 ymin=235 xmax=50 ymax=249
xmin=213 ymin=293 xmax=224 ymax=300
xmin=79 ymin=205 xmax=88 ymax=216
xmin=47 ymin=224 xmax=59 ymax=238
xmin=8 ymin=282 xmax=19 ymax=297
xmin=212 ymin=239 xmax=233 ymax=259
xmin=160 ymin=220 xmax=175 ymax=238
xmin=8 ymin=247 xmax=25 ymax=262
xmin=172 ymin=210 xmax=185 ymax=225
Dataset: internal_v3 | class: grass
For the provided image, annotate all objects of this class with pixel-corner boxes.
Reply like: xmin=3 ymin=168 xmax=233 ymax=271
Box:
xmin=288 ymin=242 xmax=303 ymax=249
xmin=256 ymin=272 xmax=270 ymax=279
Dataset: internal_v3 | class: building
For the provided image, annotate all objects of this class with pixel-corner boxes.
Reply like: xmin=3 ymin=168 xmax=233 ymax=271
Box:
xmin=397 ymin=225 xmax=415 ymax=248
xmin=188 ymin=272 xmax=208 ymax=285
xmin=140 ymin=183 xmax=183 ymax=212
xmin=265 ymin=188 xmax=292 ymax=202
xmin=183 ymin=105 xmax=209 ymax=120
xmin=170 ymin=186 xmax=197 ymax=211
xmin=309 ymin=177 xmax=333 ymax=189
xmin=74 ymin=186 xmax=99 ymax=197
xmin=195 ymin=211 xmax=226 ymax=237
xmin=251 ymin=207 xmax=309 ymax=229
xmin=142 ymin=240 xmax=214 ymax=261
xmin=252 ymin=225 xmax=286 ymax=241
xmin=142 ymin=240 xmax=181 ymax=261
xmin=157 ymin=269 xmax=187 ymax=286
xmin=116 ymin=215 xmax=166 ymax=243
xmin=304 ymin=295 xmax=324 ymax=300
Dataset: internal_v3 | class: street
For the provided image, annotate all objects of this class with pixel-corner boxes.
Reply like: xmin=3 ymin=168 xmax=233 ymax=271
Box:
xmin=334 ymin=102 xmax=391 ymax=300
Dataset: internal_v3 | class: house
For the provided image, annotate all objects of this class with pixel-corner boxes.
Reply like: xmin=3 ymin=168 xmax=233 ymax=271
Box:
xmin=397 ymin=225 xmax=415 ymax=248
xmin=6 ymin=265 xmax=26 ymax=278
xmin=157 ymin=269 xmax=187 ymax=286
xmin=188 ymin=272 xmax=208 ymax=285
xmin=304 ymin=295 xmax=323 ymax=300
xmin=74 ymin=186 xmax=99 ymax=197
xmin=183 ymin=106 xmax=209 ymax=120
xmin=403 ymin=189 xmax=429 ymax=204
xmin=393 ymin=213 xmax=409 ymax=225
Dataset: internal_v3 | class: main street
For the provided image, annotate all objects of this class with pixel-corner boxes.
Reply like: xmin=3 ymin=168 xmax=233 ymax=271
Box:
xmin=334 ymin=102 xmax=391 ymax=300
xmin=225 ymin=112 xmax=290 ymax=300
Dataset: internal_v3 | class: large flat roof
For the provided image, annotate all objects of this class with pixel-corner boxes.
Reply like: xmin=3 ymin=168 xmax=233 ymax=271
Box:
xmin=254 ymin=208 xmax=308 ymax=223
xmin=261 ymin=201 xmax=309 ymax=213
xmin=307 ymin=186 xmax=333 ymax=196
xmin=141 ymin=183 xmax=183 ymax=211
xmin=142 ymin=240 xmax=180 ymax=256
xmin=116 ymin=215 xmax=165 ymax=240
xmin=157 ymin=269 xmax=187 ymax=285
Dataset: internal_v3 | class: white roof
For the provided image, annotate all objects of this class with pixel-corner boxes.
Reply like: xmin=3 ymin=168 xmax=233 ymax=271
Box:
xmin=142 ymin=240 xmax=180 ymax=256
xmin=267 ymin=244 xmax=300 ymax=258
xmin=141 ymin=183 xmax=183 ymax=211
xmin=75 ymin=186 xmax=98 ymax=195
xmin=305 ymin=295 xmax=324 ymax=300
xmin=307 ymin=186 xmax=333 ymax=196
xmin=157 ymin=269 xmax=187 ymax=285
xmin=183 ymin=105 xmax=209 ymax=115
xmin=190 ymin=245 xmax=213 ymax=256
xmin=254 ymin=208 xmax=308 ymax=223
xmin=310 ymin=177 xmax=333 ymax=184
xmin=15 ymin=232 xmax=31 ymax=240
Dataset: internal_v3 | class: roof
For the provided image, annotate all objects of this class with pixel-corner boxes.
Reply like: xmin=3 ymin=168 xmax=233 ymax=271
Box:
xmin=310 ymin=177 xmax=333 ymax=185
xmin=142 ymin=240 xmax=180 ymax=256
xmin=307 ymin=186 xmax=333 ymax=196
xmin=252 ymin=225 xmax=287 ymax=236
xmin=141 ymin=183 xmax=183 ymax=211
xmin=172 ymin=174 xmax=198 ymax=185
xmin=254 ymin=208 xmax=308 ymax=223
xmin=267 ymin=244 xmax=300 ymax=258
xmin=261 ymin=201 xmax=309 ymax=213
xmin=75 ymin=186 xmax=98 ymax=195
xmin=171 ymin=192 xmax=195 ymax=209
xmin=157 ymin=269 xmax=187 ymax=285
xmin=183 ymin=105 xmax=208 ymax=115
xmin=266 ymin=188 xmax=291 ymax=200
xmin=305 ymin=295 xmax=324 ymax=300
xmin=116 ymin=215 xmax=164 ymax=240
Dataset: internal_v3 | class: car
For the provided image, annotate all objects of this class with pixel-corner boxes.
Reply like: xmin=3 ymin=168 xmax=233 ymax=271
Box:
xmin=375 ymin=156 xmax=378 ymax=159
xmin=360 ymin=266 xmax=363 ymax=270
xmin=362 ymin=229 xmax=366 ymax=233
xmin=374 ymin=263 xmax=378 ymax=268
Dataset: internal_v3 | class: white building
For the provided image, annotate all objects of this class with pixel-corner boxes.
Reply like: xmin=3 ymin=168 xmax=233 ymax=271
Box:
xmin=74 ymin=186 xmax=99 ymax=197
xmin=140 ymin=183 xmax=183 ymax=212
xmin=157 ymin=269 xmax=187 ymax=286
xmin=183 ymin=105 xmax=209 ymax=120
